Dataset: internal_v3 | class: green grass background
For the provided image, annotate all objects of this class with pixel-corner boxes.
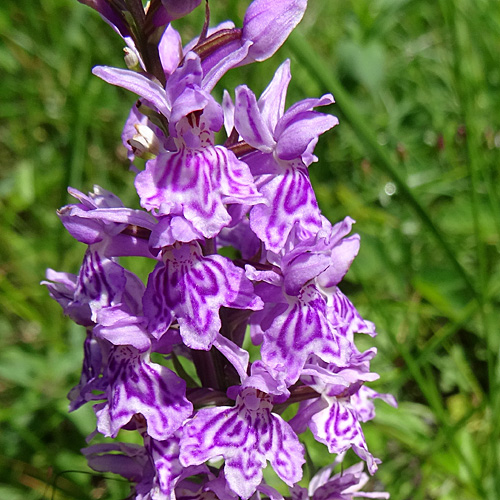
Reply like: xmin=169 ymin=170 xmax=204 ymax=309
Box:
xmin=1 ymin=0 xmax=500 ymax=498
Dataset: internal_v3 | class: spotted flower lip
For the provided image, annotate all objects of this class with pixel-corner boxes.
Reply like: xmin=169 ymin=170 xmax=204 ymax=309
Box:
xmin=179 ymin=385 xmax=304 ymax=500
xmin=94 ymin=345 xmax=193 ymax=441
xmin=143 ymin=241 xmax=263 ymax=350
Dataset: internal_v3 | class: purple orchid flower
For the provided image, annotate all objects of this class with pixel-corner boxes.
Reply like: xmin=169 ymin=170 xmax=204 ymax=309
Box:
xmin=94 ymin=345 xmax=193 ymax=441
xmin=229 ymin=59 xmax=338 ymax=252
xmin=143 ymin=240 xmax=263 ymax=350
xmin=180 ymin=364 xmax=304 ymax=500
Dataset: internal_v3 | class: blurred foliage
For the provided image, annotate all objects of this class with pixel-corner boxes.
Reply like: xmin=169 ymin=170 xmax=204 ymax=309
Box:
xmin=1 ymin=0 xmax=500 ymax=498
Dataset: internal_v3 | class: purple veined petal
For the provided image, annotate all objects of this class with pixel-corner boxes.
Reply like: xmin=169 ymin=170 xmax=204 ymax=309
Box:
xmin=136 ymin=141 xmax=261 ymax=239
xmin=242 ymin=0 xmax=308 ymax=63
xmin=144 ymin=243 xmax=262 ymax=350
xmin=180 ymin=387 xmax=304 ymax=500
xmin=213 ymin=145 xmax=264 ymax=206
xmin=260 ymin=284 xmax=352 ymax=385
xmin=142 ymin=434 xmax=184 ymax=498
xmin=135 ymin=145 xmax=231 ymax=238
xmin=324 ymin=287 xmax=377 ymax=341
xmin=93 ymin=66 xmax=171 ymax=119
xmin=74 ymin=249 xmax=127 ymax=323
xmin=309 ymin=396 xmax=379 ymax=475
xmin=234 ymin=85 xmax=275 ymax=152
xmin=95 ymin=345 xmax=192 ymax=440
xmin=249 ymin=160 xmax=322 ymax=253
xmin=257 ymin=59 xmax=291 ymax=134
xmin=275 ymin=111 xmax=338 ymax=161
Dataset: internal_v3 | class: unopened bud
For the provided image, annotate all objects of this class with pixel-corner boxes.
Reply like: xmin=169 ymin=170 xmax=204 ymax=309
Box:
xmin=123 ymin=47 xmax=140 ymax=71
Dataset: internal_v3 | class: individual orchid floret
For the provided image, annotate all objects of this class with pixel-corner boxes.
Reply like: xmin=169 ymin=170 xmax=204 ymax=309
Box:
xmin=231 ymin=60 xmax=338 ymax=251
xmin=246 ymin=219 xmax=362 ymax=385
xmin=291 ymin=454 xmax=390 ymax=500
xmin=180 ymin=365 xmax=304 ymax=500
xmin=94 ymin=345 xmax=193 ymax=440
xmin=143 ymin=241 xmax=263 ymax=350
xmin=290 ymin=352 xmax=396 ymax=475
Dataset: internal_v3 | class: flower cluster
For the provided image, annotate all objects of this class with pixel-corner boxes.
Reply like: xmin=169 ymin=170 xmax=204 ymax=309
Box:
xmin=44 ymin=1 xmax=396 ymax=499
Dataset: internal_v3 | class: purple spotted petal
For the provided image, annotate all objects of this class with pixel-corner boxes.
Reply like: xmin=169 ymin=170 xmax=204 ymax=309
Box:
xmin=309 ymin=396 xmax=379 ymax=475
xmin=136 ymin=143 xmax=262 ymax=239
xmin=248 ymin=159 xmax=322 ymax=252
xmin=95 ymin=346 xmax=192 ymax=440
xmin=260 ymin=284 xmax=352 ymax=385
xmin=143 ymin=242 xmax=263 ymax=350
xmin=180 ymin=388 xmax=304 ymax=499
